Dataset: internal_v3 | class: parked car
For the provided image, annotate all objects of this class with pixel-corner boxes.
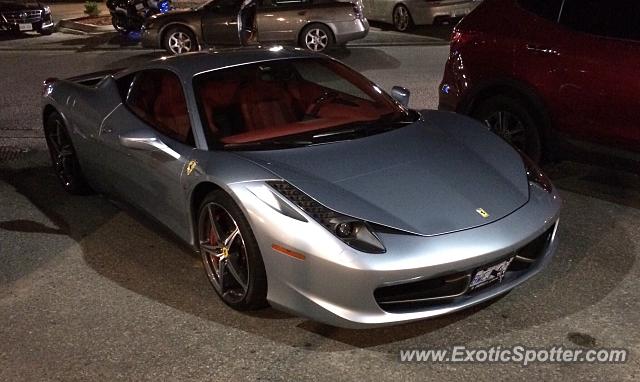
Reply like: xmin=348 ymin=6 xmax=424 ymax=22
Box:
xmin=439 ymin=0 xmax=640 ymax=162
xmin=41 ymin=48 xmax=560 ymax=328
xmin=0 ymin=0 xmax=54 ymax=35
xmin=363 ymin=0 xmax=481 ymax=32
xmin=141 ymin=0 xmax=369 ymax=54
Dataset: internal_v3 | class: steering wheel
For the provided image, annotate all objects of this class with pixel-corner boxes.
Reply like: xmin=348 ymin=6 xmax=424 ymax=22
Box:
xmin=305 ymin=90 xmax=339 ymax=118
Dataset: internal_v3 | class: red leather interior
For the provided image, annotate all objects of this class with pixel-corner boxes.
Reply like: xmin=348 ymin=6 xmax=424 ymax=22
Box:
xmin=199 ymin=80 xmax=241 ymax=135
xmin=221 ymin=116 xmax=367 ymax=145
xmin=238 ymin=79 xmax=301 ymax=131
xmin=196 ymin=74 xmax=386 ymax=145
xmin=153 ymin=75 xmax=191 ymax=143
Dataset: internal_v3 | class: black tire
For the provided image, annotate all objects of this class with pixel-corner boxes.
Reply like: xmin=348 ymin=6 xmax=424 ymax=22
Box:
xmin=472 ymin=95 xmax=543 ymax=163
xmin=392 ymin=4 xmax=414 ymax=32
xmin=38 ymin=28 xmax=53 ymax=36
xmin=163 ymin=26 xmax=197 ymax=55
xmin=111 ymin=14 xmax=128 ymax=34
xmin=44 ymin=112 xmax=92 ymax=195
xmin=197 ymin=191 xmax=268 ymax=310
xmin=299 ymin=23 xmax=333 ymax=52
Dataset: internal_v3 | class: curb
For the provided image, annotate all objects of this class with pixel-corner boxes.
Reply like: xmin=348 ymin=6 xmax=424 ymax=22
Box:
xmin=57 ymin=17 xmax=114 ymax=34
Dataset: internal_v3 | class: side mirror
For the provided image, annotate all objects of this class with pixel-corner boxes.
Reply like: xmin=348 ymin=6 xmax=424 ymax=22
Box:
xmin=391 ymin=86 xmax=410 ymax=107
xmin=119 ymin=129 xmax=181 ymax=159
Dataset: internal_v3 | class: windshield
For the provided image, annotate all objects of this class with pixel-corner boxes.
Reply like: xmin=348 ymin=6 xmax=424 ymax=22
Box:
xmin=193 ymin=58 xmax=416 ymax=149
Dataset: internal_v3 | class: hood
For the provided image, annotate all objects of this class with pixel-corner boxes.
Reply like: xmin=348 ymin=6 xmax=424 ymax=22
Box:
xmin=238 ymin=111 xmax=530 ymax=236
xmin=0 ymin=1 xmax=42 ymax=11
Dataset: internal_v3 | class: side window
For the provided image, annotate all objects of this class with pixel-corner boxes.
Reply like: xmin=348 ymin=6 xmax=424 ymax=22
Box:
xmin=212 ymin=0 xmax=239 ymax=10
xmin=126 ymin=69 xmax=194 ymax=146
xmin=517 ymin=0 xmax=563 ymax=22
xmin=115 ymin=73 xmax=136 ymax=101
xmin=560 ymin=0 xmax=640 ymax=41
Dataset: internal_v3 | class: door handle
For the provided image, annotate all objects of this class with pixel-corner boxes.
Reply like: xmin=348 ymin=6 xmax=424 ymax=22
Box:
xmin=526 ymin=44 xmax=559 ymax=56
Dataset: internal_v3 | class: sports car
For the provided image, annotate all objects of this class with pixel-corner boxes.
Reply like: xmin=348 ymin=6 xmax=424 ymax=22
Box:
xmin=41 ymin=47 xmax=561 ymax=328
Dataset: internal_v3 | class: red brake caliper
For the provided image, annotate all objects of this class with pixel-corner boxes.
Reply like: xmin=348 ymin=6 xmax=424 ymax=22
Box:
xmin=209 ymin=226 xmax=219 ymax=266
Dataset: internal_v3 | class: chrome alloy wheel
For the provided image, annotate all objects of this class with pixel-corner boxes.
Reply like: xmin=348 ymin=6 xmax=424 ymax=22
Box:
xmin=45 ymin=118 xmax=77 ymax=189
xmin=482 ymin=111 xmax=527 ymax=151
xmin=393 ymin=5 xmax=410 ymax=32
xmin=167 ymin=31 xmax=193 ymax=54
xmin=199 ymin=202 xmax=250 ymax=304
xmin=304 ymin=28 xmax=329 ymax=52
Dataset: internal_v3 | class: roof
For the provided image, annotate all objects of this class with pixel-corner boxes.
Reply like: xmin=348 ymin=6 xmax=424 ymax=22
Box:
xmin=138 ymin=46 xmax=322 ymax=78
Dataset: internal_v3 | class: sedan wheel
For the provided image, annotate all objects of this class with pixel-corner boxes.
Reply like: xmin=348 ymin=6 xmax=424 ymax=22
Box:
xmin=393 ymin=5 xmax=412 ymax=32
xmin=198 ymin=192 xmax=268 ymax=310
xmin=302 ymin=24 xmax=332 ymax=52
xmin=165 ymin=27 xmax=195 ymax=55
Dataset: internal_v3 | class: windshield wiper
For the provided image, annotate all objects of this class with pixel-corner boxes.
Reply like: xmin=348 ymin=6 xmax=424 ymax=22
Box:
xmin=223 ymin=139 xmax=314 ymax=150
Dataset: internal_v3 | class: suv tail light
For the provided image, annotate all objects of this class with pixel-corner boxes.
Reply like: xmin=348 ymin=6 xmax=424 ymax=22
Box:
xmin=450 ymin=29 xmax=476 ymax=51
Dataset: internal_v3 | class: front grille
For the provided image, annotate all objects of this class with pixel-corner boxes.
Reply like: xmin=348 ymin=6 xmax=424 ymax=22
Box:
xmin=375 ymin=224 xmax=555 ymax=313
xmin=1 ymin=10 xmax=43 ymax=24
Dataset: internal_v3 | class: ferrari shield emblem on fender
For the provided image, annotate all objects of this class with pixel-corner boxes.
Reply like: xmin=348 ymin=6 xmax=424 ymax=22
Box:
xmin=476 ymin=208 xmax=490 ymax=219
xmin=186 ymin=160 xmax=198 ymax=176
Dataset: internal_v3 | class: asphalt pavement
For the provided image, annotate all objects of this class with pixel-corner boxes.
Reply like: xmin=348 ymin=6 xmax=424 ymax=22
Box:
xmin=1 ymin=35 xmax=640 ymax=381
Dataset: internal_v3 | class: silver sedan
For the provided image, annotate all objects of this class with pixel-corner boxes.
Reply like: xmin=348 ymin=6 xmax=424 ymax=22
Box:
xmin=41 ymin=48 xmax=560 ymax=328
xmin=363 ymin=0 xmax=482 ymax=31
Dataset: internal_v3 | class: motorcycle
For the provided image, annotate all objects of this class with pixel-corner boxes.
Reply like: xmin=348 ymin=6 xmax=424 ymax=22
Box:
xmin=107 ymin=0 xmax=171 ymax=35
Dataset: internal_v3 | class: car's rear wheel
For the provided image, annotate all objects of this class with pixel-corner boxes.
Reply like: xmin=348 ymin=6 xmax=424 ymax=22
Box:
xmin=472 ymin=95 xmax=543 ymax=163
xmin=300 ymin=24 xmax=333 ymax=52
xmin=393 ymin=4 xmax=413 ymax=32
xmin=198 ymin=191 xmax=268 ymax=310
xmin=164 ymin=26 xmax=197 ymax=55
xmin=44 ymin=112 xmax=91 ymax=195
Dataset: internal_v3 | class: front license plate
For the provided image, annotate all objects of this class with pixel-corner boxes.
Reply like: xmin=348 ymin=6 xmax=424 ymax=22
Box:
xmin=469 ymin=257 xmax=513 ymax=290
xmin=19 ymin=23 xmax=32 ymax=31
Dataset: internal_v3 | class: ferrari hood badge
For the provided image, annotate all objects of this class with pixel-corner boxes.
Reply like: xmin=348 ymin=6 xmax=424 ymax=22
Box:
xmin=476 ymin=208 xmax=490 ymax=219
xmin=186 ymin=160 xmax=198 ymax=176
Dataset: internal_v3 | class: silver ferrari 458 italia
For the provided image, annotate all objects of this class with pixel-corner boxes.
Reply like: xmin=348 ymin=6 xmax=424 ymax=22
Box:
xmin=41 ymin=47 xmax=561 ymax=328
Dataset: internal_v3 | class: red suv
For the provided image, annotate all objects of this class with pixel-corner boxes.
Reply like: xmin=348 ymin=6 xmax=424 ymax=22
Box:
xmin=438 ymin=0 xmax=640 ymax=162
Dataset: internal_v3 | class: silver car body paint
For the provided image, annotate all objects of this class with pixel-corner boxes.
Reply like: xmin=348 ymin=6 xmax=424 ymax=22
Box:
xmin=43 ymin=48 xmax=561 ymax=328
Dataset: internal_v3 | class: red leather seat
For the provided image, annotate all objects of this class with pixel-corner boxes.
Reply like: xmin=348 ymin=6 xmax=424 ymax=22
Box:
xmin=239 ymin=79 xmax=300 ymax=132
xmin=198 ymin=80 xmax=241 ymax=136
xmin=153 ymin=75 xmax=191 ymax=143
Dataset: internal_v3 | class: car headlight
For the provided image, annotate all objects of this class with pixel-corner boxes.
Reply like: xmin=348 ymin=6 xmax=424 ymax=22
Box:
xmin=43 ymin=6 xmax=51 ymax=13
xmin=268 ymin=181 xmax=386 ymax=254
xmin=519 ymin=151 xmax=553 ymax=193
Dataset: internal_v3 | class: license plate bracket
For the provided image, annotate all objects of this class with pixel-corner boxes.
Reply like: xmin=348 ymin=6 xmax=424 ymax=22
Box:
xmin=469 ymin=257 xmax=514 ymax=290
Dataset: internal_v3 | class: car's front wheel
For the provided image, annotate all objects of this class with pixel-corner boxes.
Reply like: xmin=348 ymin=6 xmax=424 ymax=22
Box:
xmin=164 ymin=26 xmax=197 ymax=55
xmin=472 ymin=95 xmax=543 ymax=163
xmin=392 ymin=4 xmax=413 ymax=32
xmin=300 ymin=24 xmax=333 ymax=52
xmin=37 ymin=27 xmax=53 ymax=35
xmin=44 ymin=112 xmax=91 ymax=194
xmin=198 ymin=191 xmax=268 ymax=310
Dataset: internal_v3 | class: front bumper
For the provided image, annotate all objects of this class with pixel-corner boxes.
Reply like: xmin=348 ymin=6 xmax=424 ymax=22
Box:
xmin=331 ymin=18 xmax=369 ymax=45
xmin=0 ymin=12 xmax=53 ymax=32
xmin=231 ymin=181 xmax=561 ymax=328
